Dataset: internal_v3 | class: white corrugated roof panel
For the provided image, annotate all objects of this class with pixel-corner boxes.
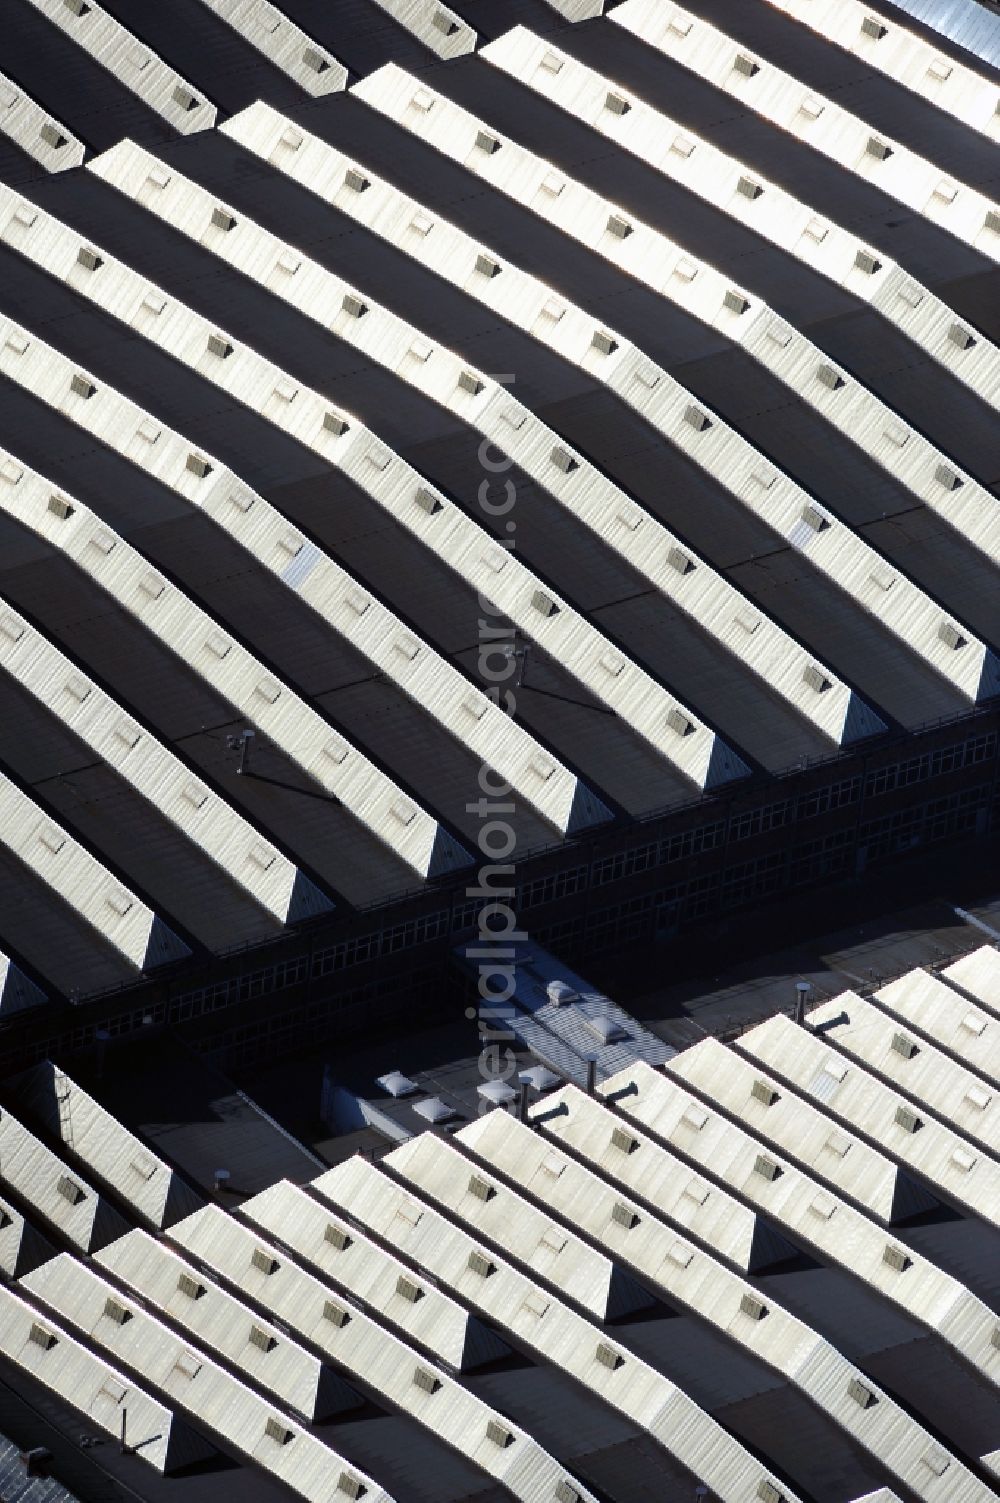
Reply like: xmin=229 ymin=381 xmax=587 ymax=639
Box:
xmin=665 ymin=1037 xmax=937 ymax=1222
xmin=461 ymin=1105 xmax=984 ymax=1503
xmin=475 ymin=27 xmax=1000 ymax=421
xmin=0 ymin=950 xmax=46 ymax=1017
xmin=943 ymin=947 xmax=1000 ymax=1017
xmin=738 ymin=1013 xmax=1000 ymax=1231
xmin=542 ymin=0 xmax=605 ymax=18
xmin=608 ymin=3 xmax=1000 ymax=258
xmin=764 ymin=0 xmax=1000 ymax=138
xmin=0 ymin=428 xmax=600 ymax=854
xmin=313 ymin=1154 xmax=809 ymax=1503
xmin=0 ymin=71 xmax=84 ymax=172
xmin=386 ymin=1129 xmax=654 ymax=1320
xmin=0 ymin=186 xmax=615 ymax=838
xmin=19 ymin=1254 xmax=397 ymax=1503
xmin=0 ymin=767 xmax=189 ymax=973
xmin=0 ymin=1283 xmax=213 ymax=1474
xmin=196 ymin=0 xmax=348 ymax=95
xmin=601 ymin=1060 xmax=1000 ymax=1383
xmin=341 ymin=74 xmax=999 ymax=572
xmin=0 ymin=1103 xmax=130 ymax=1253
xmin=0 ymin=410 xmax=470 ymax=884
xmin=95 ymin=1228 xmax=357 ymax=1420
xmin=0 ymin=574 xmax=331 ymax=932
xmin=167 ymin=1201 xmax=600 ymax=1503
xmin=13 ymin=1062 xmax=204 ymax=1230
xmin=223 ymin=100 xmax=891 ymax=754
xmin=352 ymin=67 xmax=998 ymax=712
xmin=528 ymin=1081 xmax=796 ymax=1271
xmin=806 ymin=992 xmax=1000 ymax=1155
xmin=875 ymin=969 xmax=1000 ymax=1081
xmin=365 ymin=0 xmax=476 ymax=59
xmin=82 ymin=142 xmax=753 ymax=795
xmin=239 ymin=1178 xmax=510 ymax=1370
xmin=20 ymin=0 xmax=217 ymax=134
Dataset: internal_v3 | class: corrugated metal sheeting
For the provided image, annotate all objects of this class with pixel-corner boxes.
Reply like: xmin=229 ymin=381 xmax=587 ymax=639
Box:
xmin=0 ymin=768 xmax=190 ymax=975
xmin=739 ymin=1011 xmax=1000 ymax=1229
xmin=12 ymin=1062 xmax=204 ymax=1230
xmin=608 ymin=3 xmax=1000 ymax=259
xmin=600 ymin=1059 xmax=1000 ymax=1382
xmin=0 ymin=1283 xmax=214 ymax=1475
xmin=222 ymin=101 xmax=894 ymax=752
xmin=943 ymin=945 xmax=1000 ymax=1017
xmin=19 ymin=1255 xmax=397 ymax=1503
xmin=764 ymin=0 xmax=1000 ymax=135
xmin=463 ymin=1105 xmax=985 ymax=1503
xmin=805 ymin=991 xmax=1000 ymax=1154
xmin=196 ymin=0 xmax=349 ymax=95
xmin=313 ymin=1153 xmax=809 ymax=1503
xmin=365 ymin=0 xmax=477 ymax=59
xmin=874 ymin=968 xmax=1000 ymax=1079
xmin=171 ymin=1198 xmax=604 ymax=1503
xmin=0 ymin=72 xmax=84 ymax=174
xmin=0 ymin=1102 xmax=130 ymax=1253
xmin=665 ymin=1036 xmax=938 ymax=1222
xmin=479 ymin=22 xmax=1000 ymax=422
xmin=81 ymin=142 xmax=752 ymax=794
xmin=344 ymin=71 xmax=1000 ymax=569
xmin=20 ymin=0 xmax=218 ymax=136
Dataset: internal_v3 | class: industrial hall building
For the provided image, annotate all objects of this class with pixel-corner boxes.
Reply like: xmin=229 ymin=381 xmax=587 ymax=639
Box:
xmin=0 ymin=0 xmax=996 ymax=1071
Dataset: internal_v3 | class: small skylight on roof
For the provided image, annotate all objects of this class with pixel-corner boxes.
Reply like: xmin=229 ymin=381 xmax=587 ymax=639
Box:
xmin=412 ymin=1096 xmax=457 ymax=1124
xmin=519 ymin=1065 xmax=560 ymax=1091
xmin=585 ymin=1014 xmax=629 ymax=1045
xmin=377 ymin=1069 xmax=418 ymax=1098
xmin=478 ymin=1078 xmax=517 ymax=1105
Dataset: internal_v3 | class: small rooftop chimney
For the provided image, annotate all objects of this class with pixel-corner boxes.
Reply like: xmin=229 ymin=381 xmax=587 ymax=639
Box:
xmin=518 ymin=1079 xmax=531 ymax=1124
xmin=794 ymin=982 xmax=811 ymax=1026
